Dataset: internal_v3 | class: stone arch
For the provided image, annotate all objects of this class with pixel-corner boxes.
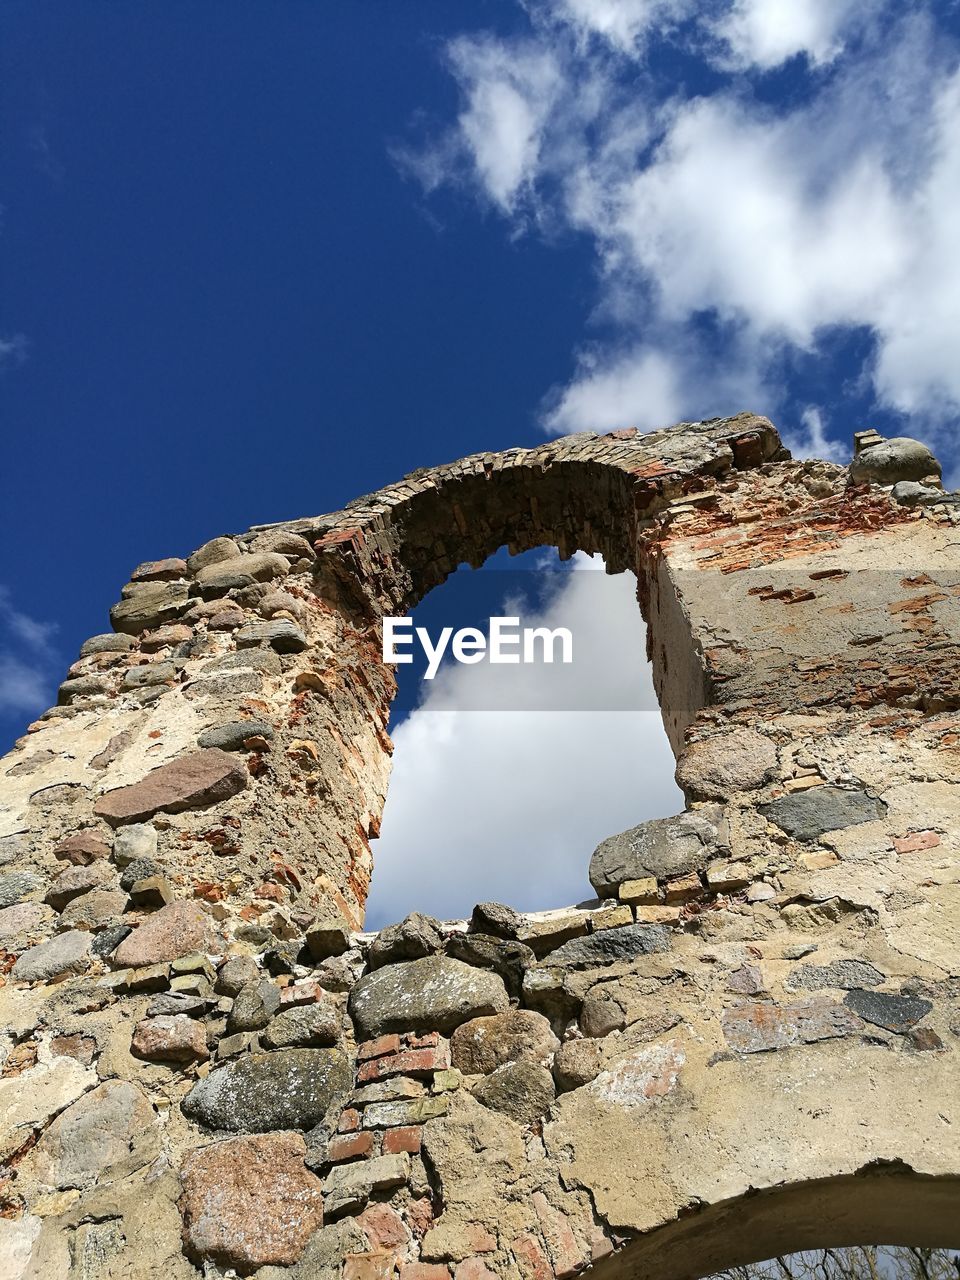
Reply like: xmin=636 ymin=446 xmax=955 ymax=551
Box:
xmin=0 ymin=416 xmax=958 ymax=1279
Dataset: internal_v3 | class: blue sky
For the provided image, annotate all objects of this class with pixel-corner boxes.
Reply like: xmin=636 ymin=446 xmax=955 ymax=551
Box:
xmin=2 ymin=2 xmax=959 ymax=918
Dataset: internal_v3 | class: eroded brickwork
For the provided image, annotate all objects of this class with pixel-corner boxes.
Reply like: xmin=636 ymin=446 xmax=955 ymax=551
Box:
xmin=0 ymin=416 xmax=958 ymax=1280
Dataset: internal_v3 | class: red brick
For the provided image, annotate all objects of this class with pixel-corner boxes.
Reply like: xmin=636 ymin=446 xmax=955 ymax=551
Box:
xmin=406 ymin=1199 xmax=434 ymax=1239
xmin=464 ymin=1225 xmax=497 ymax=1254
xmin=359 ymin=1204 xmax=409 ymax=1251
xmin=357 ymin=1047 xmax=451 ymax=1084
xmin=344 ymin=1252 xmax=396 ymax=1280
xmin=338 ymin=1108 xmax=362 ymax=1133
xmin=328 ymin=1132 xmax=375 ymax=1163
xmin=404 ymin=1031 xmax=440 ymax=1049
xmin=512 ymin=1234 xmax=553 ymax=1280
xmin=279 ymin=978 xmax=325 ymax=1008
xmin=358 ymin=1034 xmax=402 ymax=1061
xmin=399 ymin=1265 xmax=449 ymax=1280
xmin=894 ymin=830 xmax=941 ymax=854
xmin=383 ymin=1126 xmax=422 ymax=1155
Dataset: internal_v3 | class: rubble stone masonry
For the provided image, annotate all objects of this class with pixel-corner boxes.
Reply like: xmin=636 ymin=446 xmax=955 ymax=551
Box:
xmin=0 ymin=414 xmax=959 ymax=1279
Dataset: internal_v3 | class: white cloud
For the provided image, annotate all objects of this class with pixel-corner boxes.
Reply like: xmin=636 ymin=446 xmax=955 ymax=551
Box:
xmin=782 ymin=407 xmax=848 ymax=465
xmin=0 ymin=589 xmax=58 ymax=720
xmin=365 ymin=559 xmax=682 ymax=926
xmin=0 ymin=655 xmax=52 ymax=715
xmin=0 ymin=334 xmax=28 ymax=373
xmin=404 ymin=4 xmax=960 ymax=456
xmin=715 ymin=0 xmax=870 ymax=70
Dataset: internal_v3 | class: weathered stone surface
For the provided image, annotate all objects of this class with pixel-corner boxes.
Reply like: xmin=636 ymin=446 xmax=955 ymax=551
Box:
xmin=552 ymin=1038 xmax=605 ymax=1092
xmin=323 ymin=1152 xmax=410 ymax=1216
xmin=180 ymin=1130 xmax=324 ymax=1270
xmin=0 ymin=1055 xmax=96 ymax=1161
xmin=45 ymin=861 xmax=115 ymax=910
xmin=363 ymin=1096 xmax=449 ymax=1128
xmin=676 ymin=730 xmax=778 ymax=801
xmin=589 ymin=808 xmax=724 ymax=897
xmin=132 ymin=556 xmax=188 ymax=582
xmin=53 ymin=831 xmax=111 ymax=864
xmin=786 ymin=959 xmax=885 ymax=991
xmin=12 ymin=929 xmax=92 ymax=981
xmin=722 ymin=999 xmax=863 ymax=1053
xmin=80 ymin=632 xmax=136 ymax=656
xmin=182 ymin=1048 xmax=352 ymax=1132
xmin=110 ymin=581 xmax=190 ymax=634
xmin=132 ymin=1015 xmax=209 ymax=1062
xmin=368 ymin=912 xmax=444 ymax=969
xmin=60 ymin=887 xmax=128 ymax=932
xmin=186 ymin=535 xmax=241 ymax=574
xmin=196 ymin=550 xmax=289 ymax=588
xmin=197 ymin=718 xmax=274 ymax=751
xmin=445 ymin=933 xmax=534 ymax=1000
xmin=91 ymin=922 xmax=131 ymax=957
xmin=761 ymin=786 xmax=886 ymax=842
xmin=122 ymin=661 xmax=177 ymax=689
xmin=451 ymin=1010 xmax=559 ymax=1075
xmin=305 ymin=903 xmax=354 ymax=960
xmin=470 ymin=902 xmax=522 ymax=940
xmin=545 ymin=922 xmax=672 ymax=968
xmin=216 ymin=954 xmax=261 ymax=996
xmin=119 ymin=856 xmax=162 ymax=891
xmin=112 ymin=822 xmax=158 ymax=866
xmin=94 ymin=748 xmax=248 ymax=825
xmin=849 ymin=437 xmax=942 ymax=485
xmin=235 ymin=618 xmax=307 ymax=652
xmin=0 ymin=900 xmax=53 ymax=948
xmin=0 ymin=870 xmax=41 ymax=909
xmin=843 ymin=989 xmax=933 ymax=1033
xmin=472 ymin=1060 xmax=556 ymax=1125
xmin=227 ymin=978 xmax=281 ymax=1032
xmin=349 ymin=956 xmax=510 ymax=1039
xmin=30 ymin=1079 xmax=156 ymax=1189
xmin=261 ymin=1003 xmax=340 ymax=1049
xmin=114 ymin=901 xmax=215 ymax=967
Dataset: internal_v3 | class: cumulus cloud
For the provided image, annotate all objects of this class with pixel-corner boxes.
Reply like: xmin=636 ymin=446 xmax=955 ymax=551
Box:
xmin=0 ymin=334 xmax=28 ymax=373
xmin=401 ymin=2 xmax=960 ymax=455
xmin=365 ymin=558 xmax=682 ymax=926
xmin=0 ymin=589 xmax=58 ymax=719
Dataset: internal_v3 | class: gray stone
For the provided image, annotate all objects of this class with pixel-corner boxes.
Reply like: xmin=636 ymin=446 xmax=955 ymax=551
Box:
xmin=521 ymin=967 xmax=580 ymax=1028
xmin=186 ymin=536 xmax=241 ymax=575
xmin=446 ymin=933 xmax=534 ymax=999
xmin=91 ymin=923 xmax=131 ymax=958
xmin=0 ymin=871 xmax=42 ymax=909
xmin=349 ymin=955 xmax=510 ymax=1039
xmin=849 ymin=437 xmax=942 ymax=486
xmin=260 ymin=1004 xmax=340 ymax=1049
xmin=891 ymin=481 xmax=942 ymax=506
xmin=119 ymin=857 xmax=162 ymax=891
xmin=112 ymin=823 xmax=158 ymax=867
xmin=197 ymin=719 xmax=274 ymax=751
xmin=216 ymin=955 xmax=261 ymax=996
xmin=12 ymin=930 xmax=93 ymax=981
xmin=45 ymin=862 xmax=115 ymax=911
xmin=0 ymin=834 xmax=27 ymax=866
xmin=368 ymin=911 xmax=443 ymax=969
xmin=79 ymin=633 xmax=136 ymax=657
xmin=181 ymin=1048 xmax=352 ymax=1132
xmin=451 ymin=1010 xmax=559 ymax=1075
xmin=722 ymin=999 xmax=863 ymax=1053
xmin=110 ymin=582 xmax=190 ymax=635
xmin=147 ymin=991 xmax=208 ymax=1018
xmin=544 ymin=922 xmax=672 ymax=968
xmin=29 ymin=1079 xmax=156 ymax=1189
xmin=227 ymin=979 xmax=281 ymax=1032
xmin=470 ymin=901 xmax=522 ymax=940
xmin=122 ymin=661 xmax=177 ymax=690
xmin=676 ymin=730 xmax=778 ymax=801
xmin=235 ymin=619 xmax=308 ymax=653
xmin=58 ymin=674 xmax=112 ymax=703
xmin=59 ymin=888 xmax=127 ymax=932
xmin=0 ymin=901 xmax=54 ymax=949
xmin=472 ymin=1060 xmax=556 ymax=1125
xmin=201 ymin=648 xmax=282 ymax=676
xmin=843 ymin=989 xmax=933 ymax=1033
xmin=761 ymin=786 xmax=886 ymax=842
xmin=786 ymin=959 xmax=885 ymax=991
xmin=305 ymin=905 xmax=353 ymax=961
xmin=590 ymin=808 xmax=724 ymax=897
xmin=196 ymin=550 xmax=289 ymax=587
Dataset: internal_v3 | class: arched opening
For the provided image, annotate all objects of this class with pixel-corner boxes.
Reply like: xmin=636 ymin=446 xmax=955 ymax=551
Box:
xmin=586 ymin=1172 xmax=960 ymax=1280
xmin=364 ymin=543 xmax=682 ymax=926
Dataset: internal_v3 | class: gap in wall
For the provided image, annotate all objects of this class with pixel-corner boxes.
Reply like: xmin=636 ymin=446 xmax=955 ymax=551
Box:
xmin=364 ymin=546 xmax=682 ymax=930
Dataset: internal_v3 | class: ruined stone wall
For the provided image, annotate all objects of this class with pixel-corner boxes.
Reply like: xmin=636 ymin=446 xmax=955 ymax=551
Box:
xmin=1 ymin=416 xmax=959 ymax=1280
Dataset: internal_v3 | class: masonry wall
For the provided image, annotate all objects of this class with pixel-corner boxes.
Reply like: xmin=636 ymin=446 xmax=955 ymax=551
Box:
xmin=0 ymin=416 xmax=959 ymax=1280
